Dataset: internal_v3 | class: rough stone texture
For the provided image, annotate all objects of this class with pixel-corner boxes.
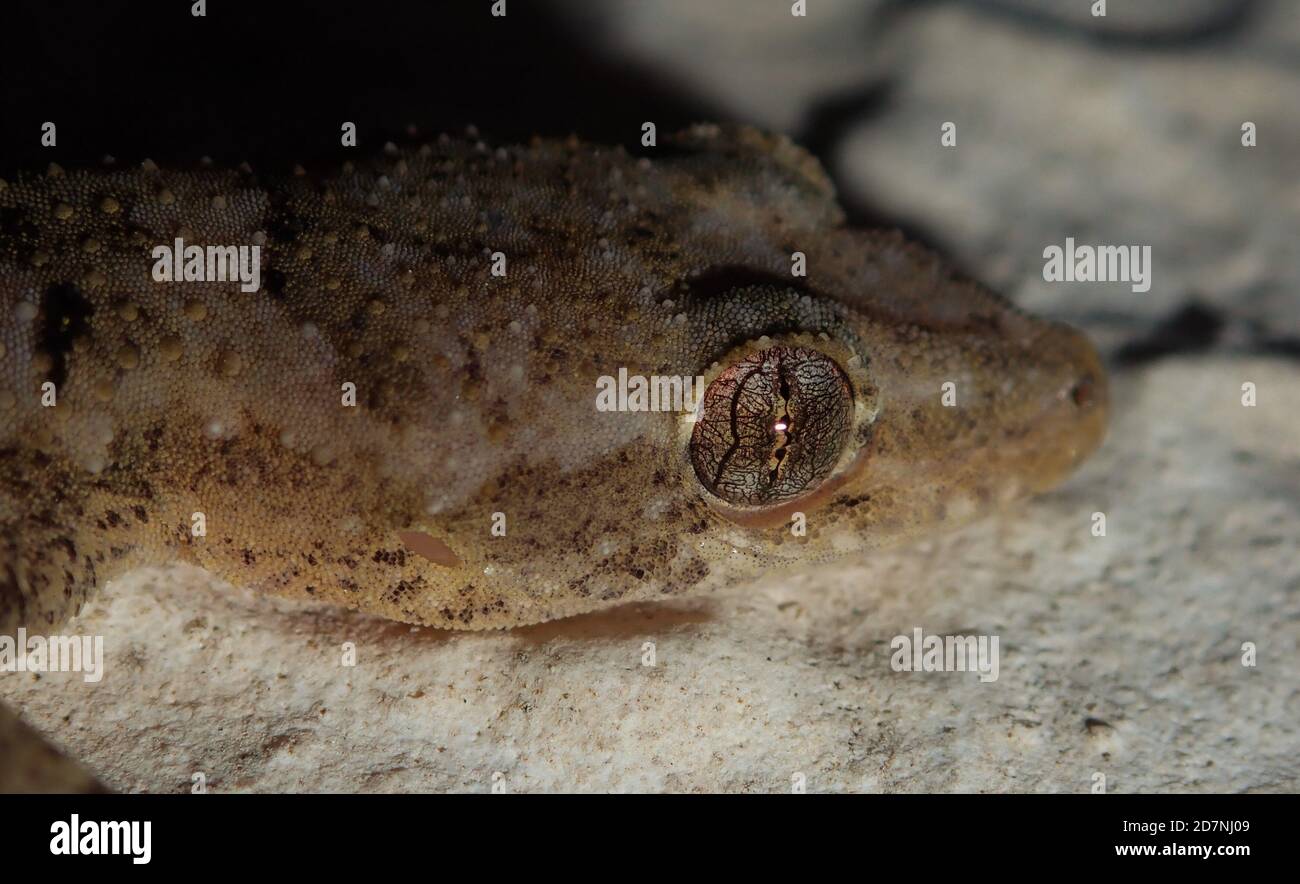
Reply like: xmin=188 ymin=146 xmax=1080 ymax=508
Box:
xmin=1 ymin=356 xmax=1295 ymax=792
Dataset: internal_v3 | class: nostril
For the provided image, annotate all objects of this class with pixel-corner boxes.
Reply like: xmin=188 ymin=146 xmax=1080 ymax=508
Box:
xmin=1069 ymin=373 xmax=1097 ymax=408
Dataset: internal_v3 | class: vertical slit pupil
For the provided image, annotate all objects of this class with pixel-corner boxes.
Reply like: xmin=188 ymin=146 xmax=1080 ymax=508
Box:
xmin=690 ymin=345 xmax=853 ymax=506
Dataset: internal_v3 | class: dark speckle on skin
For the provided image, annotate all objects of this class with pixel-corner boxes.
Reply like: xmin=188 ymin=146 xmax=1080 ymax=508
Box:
xmin=38 ymin=282 xmax=95 ymax=388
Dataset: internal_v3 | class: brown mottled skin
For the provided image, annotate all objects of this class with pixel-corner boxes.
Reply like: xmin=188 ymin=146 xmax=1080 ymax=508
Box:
xmin=0 ymin=124 xmax=1107 ymax=633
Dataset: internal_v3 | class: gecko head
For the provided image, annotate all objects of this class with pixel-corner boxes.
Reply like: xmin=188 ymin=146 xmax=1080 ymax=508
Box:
xmin=679 ymin=284 xmax=1108 ymax=550
xmin=390 ymin=271 xmax=1106 ymax=624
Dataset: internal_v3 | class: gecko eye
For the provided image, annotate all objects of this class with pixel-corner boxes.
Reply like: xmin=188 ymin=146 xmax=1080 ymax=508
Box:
xmin=689 ymin=346 xmax=853 ymax=507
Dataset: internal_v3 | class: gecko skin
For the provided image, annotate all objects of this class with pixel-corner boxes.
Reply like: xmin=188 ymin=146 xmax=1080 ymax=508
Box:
xmin=0 ymin=125 xmax=1107 ymax=631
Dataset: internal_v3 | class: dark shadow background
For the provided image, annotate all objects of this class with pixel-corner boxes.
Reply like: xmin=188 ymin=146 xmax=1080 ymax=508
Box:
xmin=0 ymin=0 xmax=719 ymax=173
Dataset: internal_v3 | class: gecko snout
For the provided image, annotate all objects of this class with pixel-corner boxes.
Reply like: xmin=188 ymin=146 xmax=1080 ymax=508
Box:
xmin=1023 ymin=323 xmax=1110 ymax=490
xmin=1061 ymin=324 xmax=1108 ymax=429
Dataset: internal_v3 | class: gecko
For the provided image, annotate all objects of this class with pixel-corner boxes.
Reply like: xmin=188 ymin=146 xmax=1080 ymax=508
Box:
xmin=0 ymin=124 xmax=1107 ymax=632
